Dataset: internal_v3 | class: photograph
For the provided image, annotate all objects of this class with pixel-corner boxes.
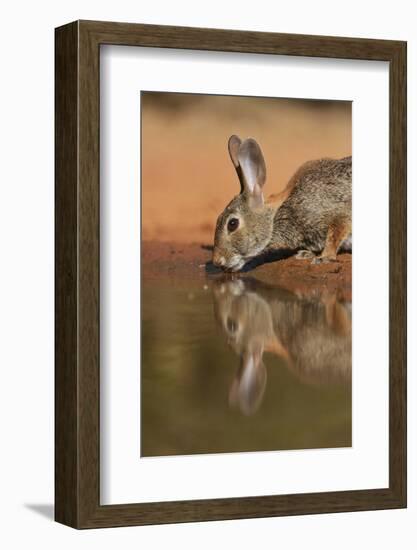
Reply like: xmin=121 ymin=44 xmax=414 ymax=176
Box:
xmin=0 ymin=0 xmax=409 ymax=540
xmin=141 ymin=91 xmax=352 ymax=457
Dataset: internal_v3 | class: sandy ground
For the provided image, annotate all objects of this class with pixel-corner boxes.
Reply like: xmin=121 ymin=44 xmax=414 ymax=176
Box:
xmin=142 ymin=93 xmax=351 ymax=244
xmin=142 ymin=241 xmax=352 ymax=300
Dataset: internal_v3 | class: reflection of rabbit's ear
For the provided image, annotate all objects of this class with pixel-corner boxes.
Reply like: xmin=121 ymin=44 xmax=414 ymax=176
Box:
xmin=229 ymin=350 xmax=267 ymax=416
xmin=238 ymin=139 xmax=266 ymax=208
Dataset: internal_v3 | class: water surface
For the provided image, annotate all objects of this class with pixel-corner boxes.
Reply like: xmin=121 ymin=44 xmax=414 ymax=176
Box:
xmin=141 ymin=276 xmax=351 ymax=457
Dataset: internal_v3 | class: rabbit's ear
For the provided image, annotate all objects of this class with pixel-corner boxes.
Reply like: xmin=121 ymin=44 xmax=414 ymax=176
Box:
xmin=228 ymin=135 xmax=245 ymax=193
xmin=238 ymin=138 xmax=266 ymax=207
xmin=228 ymin=134 xmax=242 ymax=168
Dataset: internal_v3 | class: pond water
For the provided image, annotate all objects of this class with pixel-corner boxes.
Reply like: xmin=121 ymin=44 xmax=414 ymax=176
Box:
xmin=141 ymin=276 xmax=351 ymax=457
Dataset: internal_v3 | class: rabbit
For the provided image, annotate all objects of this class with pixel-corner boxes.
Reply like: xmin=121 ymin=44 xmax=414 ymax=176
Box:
xmin=212 ymin=277 xmax=351 ymax=415
xmin=212 ymin=135 xmax=352 ymax=272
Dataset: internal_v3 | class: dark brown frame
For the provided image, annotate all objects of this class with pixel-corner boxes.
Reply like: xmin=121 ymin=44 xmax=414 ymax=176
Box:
xmin=55 ymin=20 xmax=407 ymax=529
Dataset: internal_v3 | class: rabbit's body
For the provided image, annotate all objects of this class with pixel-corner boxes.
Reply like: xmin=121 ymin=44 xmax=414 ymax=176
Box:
xmin=213 ymin=135 xmax=352 ymax=272
xmin=270 ymin=156 xmax=352 ymax=252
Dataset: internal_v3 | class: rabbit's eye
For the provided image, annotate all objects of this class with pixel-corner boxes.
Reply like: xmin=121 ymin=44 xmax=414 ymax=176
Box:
xmin=227 ymin=218 xmax=239 ymax=232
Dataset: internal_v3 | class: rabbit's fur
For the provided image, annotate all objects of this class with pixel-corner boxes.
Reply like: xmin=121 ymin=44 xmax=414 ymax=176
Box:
xmin=213 ymin=135 xmax=352 ymax=271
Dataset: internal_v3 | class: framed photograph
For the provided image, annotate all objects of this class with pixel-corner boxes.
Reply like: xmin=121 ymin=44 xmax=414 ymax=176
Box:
xmin=55 ymin=20 xmax=407 ymax=528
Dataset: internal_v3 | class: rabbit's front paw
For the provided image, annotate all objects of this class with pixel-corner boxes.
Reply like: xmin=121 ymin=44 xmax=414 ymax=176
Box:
xmin=312 ymin=256 xmax=337 ymax=265
xmin=295 ymin=250 xmax=315 ymax=260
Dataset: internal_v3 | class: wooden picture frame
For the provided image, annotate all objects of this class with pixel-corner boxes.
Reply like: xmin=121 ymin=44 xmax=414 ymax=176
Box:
xmin=55 ymin=20 xmax=407 ymax=529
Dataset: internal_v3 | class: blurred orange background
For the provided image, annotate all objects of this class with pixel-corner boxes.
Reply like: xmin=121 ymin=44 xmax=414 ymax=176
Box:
xmin=141 ymin=92 xmax=351 ymax=244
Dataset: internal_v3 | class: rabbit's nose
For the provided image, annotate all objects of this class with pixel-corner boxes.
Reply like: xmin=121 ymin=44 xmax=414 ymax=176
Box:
xmin=213 ymin=252 xmax=226 ymax=267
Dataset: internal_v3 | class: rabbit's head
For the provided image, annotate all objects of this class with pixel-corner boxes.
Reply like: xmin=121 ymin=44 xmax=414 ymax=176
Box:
xmin=212 ymin=136 xmax=275 ymax=272
xmin=212 ymin=279 xmax=270 ymax=415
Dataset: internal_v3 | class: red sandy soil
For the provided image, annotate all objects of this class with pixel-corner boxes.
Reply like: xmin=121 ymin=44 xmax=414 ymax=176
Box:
xmin=142 ymin=241 xmax=352 ymax=300
xmin=142 ymin=95 xmax=351 ymax=245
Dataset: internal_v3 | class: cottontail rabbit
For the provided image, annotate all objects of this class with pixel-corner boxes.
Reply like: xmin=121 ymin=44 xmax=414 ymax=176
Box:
xmin=213 ymin=135 xmax=352 ymax=271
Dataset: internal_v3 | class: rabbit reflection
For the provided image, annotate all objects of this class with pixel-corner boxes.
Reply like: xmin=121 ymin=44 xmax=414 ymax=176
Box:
xmin=212 ymin=278 xmax=351 ymax=416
